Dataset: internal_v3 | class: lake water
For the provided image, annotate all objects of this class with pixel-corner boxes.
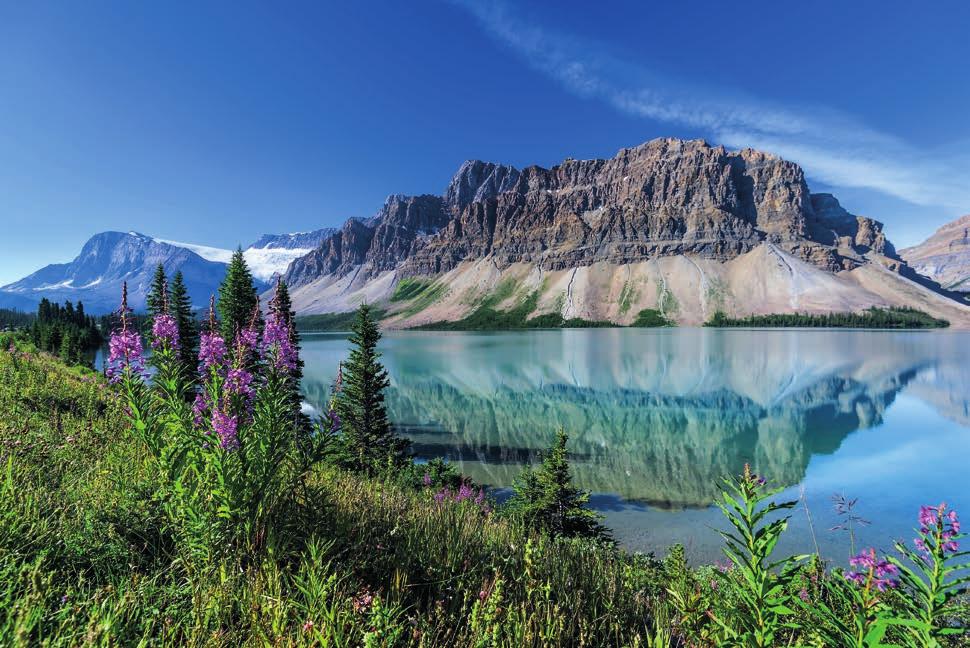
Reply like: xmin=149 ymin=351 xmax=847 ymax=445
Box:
xmin=300 ymin=328 xmax=970 ymax=564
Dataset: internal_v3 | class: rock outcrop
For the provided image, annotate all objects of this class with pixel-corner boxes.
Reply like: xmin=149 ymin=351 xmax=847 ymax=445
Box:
xmin=900 ymin=215 xmax=970 ymax=293
xmin=280 ymin=137 xmax=970 ymax=327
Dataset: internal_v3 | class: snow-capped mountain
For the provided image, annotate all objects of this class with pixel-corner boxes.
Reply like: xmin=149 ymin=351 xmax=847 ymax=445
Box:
xmin=158 ymin=228 xmax=336 ymax=283
xmin=1 ymin=232 xmax=230 ymax=313
xmin=0 ymin=228 xmax=336 ymax=313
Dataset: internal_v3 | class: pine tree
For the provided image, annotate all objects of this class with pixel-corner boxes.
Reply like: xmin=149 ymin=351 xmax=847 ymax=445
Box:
xmin=335 ymin=303 xmax=408 ymax=473
xmin=168 ymin=271 xmax=199 ymax=368
xmin=146 ymin=264 xmax=168 ymax=321
xmin=59 ymin=329 xmax=75 ymax=365
xmin=218 ymin=248 xmax=260 ymax=342
xmin=505 ymin=429 xmax=610 ymax=541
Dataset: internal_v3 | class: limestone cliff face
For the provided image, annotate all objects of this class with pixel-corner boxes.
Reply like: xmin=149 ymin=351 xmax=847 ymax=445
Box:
xmin=284 ymin=138 xmax=897 ymax=292
xmin=900 ymin=215 xmax=970 ymax=292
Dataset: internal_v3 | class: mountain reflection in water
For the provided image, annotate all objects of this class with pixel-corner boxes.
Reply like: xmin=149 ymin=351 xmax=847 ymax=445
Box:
xmin=301 ymin=328 xmax=970 ymax=559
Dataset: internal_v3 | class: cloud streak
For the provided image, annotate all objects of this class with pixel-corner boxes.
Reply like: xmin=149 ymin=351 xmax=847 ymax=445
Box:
xmin=454 ymin=1 xmax=970 ymax=213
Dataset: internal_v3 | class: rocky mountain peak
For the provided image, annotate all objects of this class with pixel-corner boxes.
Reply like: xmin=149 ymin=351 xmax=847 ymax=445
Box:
xmin=444 ymin=160 xmax=520 ymax=211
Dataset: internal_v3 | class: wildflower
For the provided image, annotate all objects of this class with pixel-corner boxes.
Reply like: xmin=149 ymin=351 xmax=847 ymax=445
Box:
xmin=199 ymin=332 xmax=227 ymax=372
xmin=456 ymin=482 xmax=474 ymax=502
xmin=212 ymin=409 xmax=239 ymax=450
xmin=742 ymin=463 xmax=766 ymax=487
xmin=302 ymin=620 xmax=313 ymax=633
xmin=423 ymin=472 xmax=432 ymax=487
xmin=845 ymin=548 xmax=898 ymax=591
xmin=262 ymin=310 xmax=298 ymax=373
xmin=352 ymin=591 xmax=374 ymax=614
xmin=192 ymin=392 xmax=209 ymax=428
xmin=433 ymin=489 xmax=448 ymax=504
xmin=798 ymin=588 xmax=810 ymax=602
xmin=327 ymin=407 xmax=340 ymax=432
xmin=105 ymin=283 xmax=146 ymax=383
xmin=151 ymin=312 xmax=180 ymax=351
xmin=236 ymin=326 xmax=260 ymax=354
xmin=226 ymin=367 xmax=255 ymax=403
xmin=916 ymin=503 xmax=960 ymax=555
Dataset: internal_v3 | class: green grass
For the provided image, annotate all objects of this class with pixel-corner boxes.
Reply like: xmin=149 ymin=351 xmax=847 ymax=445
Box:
xmin=617 ymin=281 xmax=637 ymax=315
xmin=705 ymin=307 xmax=949 ymax=329
xmin=0 ymin=334 xmax=966 ymax=645
xmin=415 ymin=288 xmax=614 ymax=331
xmin=390 ymin=278 xmax=436 ymax=302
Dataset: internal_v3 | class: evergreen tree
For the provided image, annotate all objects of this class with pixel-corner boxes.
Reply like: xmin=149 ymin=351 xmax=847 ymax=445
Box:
xmin=168 ymin=271 xmax=199 ymax=368
xmin=505 ymin=429 xmax=610 ymax=541
xmin=334 ymin=303 xmax=408 ymax=473
xmin=59 ymin=329 xmax=74 ymax=364
xmin=146 ymin=264 xmax=168 ymax=321
xmin=218 ymin=248 xmax=260 ymax=342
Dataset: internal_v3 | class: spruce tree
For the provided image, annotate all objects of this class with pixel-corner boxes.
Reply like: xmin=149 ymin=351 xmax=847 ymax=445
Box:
xmin=146 ymin=264 xmax=168 ymax=321
xmin=335 ymin=303 xmax=408 ymax=473
xmin=505 ymin=429 xmax=610 ymax=541
xmin=168 ymin=271 xmax=199 ymax=368
xmin=218 ymin=248 xmax=260 ymax=342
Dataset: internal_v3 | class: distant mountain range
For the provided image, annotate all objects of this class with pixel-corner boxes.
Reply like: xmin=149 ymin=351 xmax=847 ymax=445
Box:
xmin=3 ymin=137 xmax=970 ymax=325
xmin=0 ymin=229 xmax=335 ymax=313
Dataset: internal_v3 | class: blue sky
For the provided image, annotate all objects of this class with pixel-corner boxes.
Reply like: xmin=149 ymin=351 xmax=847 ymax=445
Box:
xmin=2 ymin=0 xmax=968 ymax=284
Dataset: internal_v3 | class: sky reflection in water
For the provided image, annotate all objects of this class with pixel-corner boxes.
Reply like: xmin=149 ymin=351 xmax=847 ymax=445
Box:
xmin=300 ymin=328 xmax=970 ymax=563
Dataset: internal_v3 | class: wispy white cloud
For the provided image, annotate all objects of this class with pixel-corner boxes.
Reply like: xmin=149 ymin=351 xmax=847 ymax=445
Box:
xmin=453 ymin=0 xmax=970 ymax=213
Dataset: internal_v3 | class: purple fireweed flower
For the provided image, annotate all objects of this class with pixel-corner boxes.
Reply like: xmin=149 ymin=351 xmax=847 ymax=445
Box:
xmin=212 ymin=409 xmax=239 ymax=450
xmin=455 ymin=482 xmax=474 ymax=502
xmin=846 ymin=548 xmax=898 ymax=591
xmin=423 ymin=473 xmax=432 ymax=487
xmin=105 ymin=282 xmax=147 ymax=383
xmin=327 ymin=407 xmax=340 ymax=432
xmin=262 ymin=311 xmax=298 ymax=373
xmin=192 ymin=392 xmax=209 ymax=427
xmin=151 ymin=313 xmax=180 ymax=351
xmin=916 ymin=503 xmax=961 ymax=555
xmin=433 ymin=489 xmax=448 ymax=504
xmin=106 ymin=329 xmax=146 ymax=383
xmin=236 ymin=326 xmax=259 ymax=352
xmin=199 ymin=332 xmax=227 ymax=372
xmin=225 ymin=367 xmax=255 ymax=402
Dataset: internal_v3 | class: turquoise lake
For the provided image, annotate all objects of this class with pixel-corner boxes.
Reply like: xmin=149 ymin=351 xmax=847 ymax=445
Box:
xmin=298 ymin=328 xmax=970 ymax=564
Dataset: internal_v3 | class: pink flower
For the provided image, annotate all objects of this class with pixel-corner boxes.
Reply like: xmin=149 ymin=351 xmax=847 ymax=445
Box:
xmin=199 ymin=332 xmax=227 ymax=372
xmin=151 ymin=313 xmax=180 ymax=351
xmin=212 ymin=409 xmax=239 ymax=450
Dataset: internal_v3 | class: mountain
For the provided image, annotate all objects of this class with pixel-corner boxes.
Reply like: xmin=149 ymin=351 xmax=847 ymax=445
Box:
xmin=161 ymin=227 xmax=336 ymax=283
xmin=282 ymin=138 xmax=970 ymax=327
xmin=2 ymin=228 xmax=337 ymax=314
xmin=899 ymin=215 xmax=970 ymax=293
xmin=1 ymin=232 xmax=230 ymax=313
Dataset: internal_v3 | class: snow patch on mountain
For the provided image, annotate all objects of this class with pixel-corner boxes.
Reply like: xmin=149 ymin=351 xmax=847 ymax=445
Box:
xmin=155 ymin=239 xmax=234 ymax=264
xmin=157 ymin=228 xmax=335 ymax=282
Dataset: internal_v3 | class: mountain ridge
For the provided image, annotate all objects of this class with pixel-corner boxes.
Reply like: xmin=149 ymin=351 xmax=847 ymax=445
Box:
xmin=0 ymin=228 xmax=336 ymax=313
xmin=280 ymin=137 xmax=970 ymax=327
xmin=900 ymin=214 xmax=970 ymax=293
